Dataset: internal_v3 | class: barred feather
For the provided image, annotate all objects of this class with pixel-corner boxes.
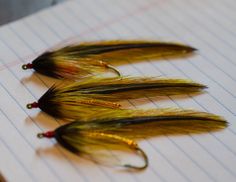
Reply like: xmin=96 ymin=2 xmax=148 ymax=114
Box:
xmin=27 ymin=77 xmax=206 ymax=120
xmin=38 ymin=109 xmax=227 ymax=170
xmin=22 ymin=40 xmax=197 ymax=79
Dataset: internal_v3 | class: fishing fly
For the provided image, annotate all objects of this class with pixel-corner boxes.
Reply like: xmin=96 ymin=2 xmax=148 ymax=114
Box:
xmin=37 ymin=108 xmax=227 ymax=170
xmin=22 ymin=40 xmax=197 ymax=79
xmin=26 ymin=76 xmax=206 ymax=120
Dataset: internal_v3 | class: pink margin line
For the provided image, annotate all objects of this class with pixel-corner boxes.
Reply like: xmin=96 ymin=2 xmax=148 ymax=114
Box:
xmin=0 ymin=0 xmax=158 ymax=72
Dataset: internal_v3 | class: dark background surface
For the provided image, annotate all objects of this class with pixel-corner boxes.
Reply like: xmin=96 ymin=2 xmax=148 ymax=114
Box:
xmin=0 ymin=0 xmax=64 ymax=25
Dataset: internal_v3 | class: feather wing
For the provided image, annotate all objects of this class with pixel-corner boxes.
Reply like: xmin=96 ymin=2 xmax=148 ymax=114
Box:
xmin=25 ymin=40 xmax=196 ymax=79
xmin=57 ymin=40 xmax=196 ymax=63
xmin=70 ymin=108 xmax=227 ymax=138
xmin=59 ymin=76 xmax=206 ymax=99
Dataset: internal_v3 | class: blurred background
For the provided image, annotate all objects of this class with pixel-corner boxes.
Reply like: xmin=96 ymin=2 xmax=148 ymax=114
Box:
xmin=0 ymin=0 xmax=64 ymax=25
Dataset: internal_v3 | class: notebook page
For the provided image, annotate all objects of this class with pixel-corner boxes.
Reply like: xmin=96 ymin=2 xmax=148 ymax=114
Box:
xmin=0 ymin=0 xmax=236 ymax=181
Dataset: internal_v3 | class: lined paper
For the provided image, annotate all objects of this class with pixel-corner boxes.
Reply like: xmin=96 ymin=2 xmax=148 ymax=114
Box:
xmin=0 ymin=0 xmax=236 ymax=181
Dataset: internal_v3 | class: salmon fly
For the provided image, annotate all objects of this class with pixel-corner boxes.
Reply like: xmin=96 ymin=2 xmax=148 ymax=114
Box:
xmin=38 ymin=108 xmax=227 ymax=170
xmin=22 ymin=40 xmax=196 ymax=79
xmin=26 ymin=76 xmax=206 ymax=120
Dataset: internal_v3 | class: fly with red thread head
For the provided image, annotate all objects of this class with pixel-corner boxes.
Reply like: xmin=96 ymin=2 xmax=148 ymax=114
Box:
xmin=22 ymin=40 xmax=197 ymax=80
xmin=37 ymin=108 xmax=227 ymax=170
xmin=26 ymin=76 xmax=206 ymax=121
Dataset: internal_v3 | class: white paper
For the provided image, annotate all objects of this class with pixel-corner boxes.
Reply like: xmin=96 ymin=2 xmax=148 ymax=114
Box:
xmin=0 ymin=0 xmax=236 ymax=181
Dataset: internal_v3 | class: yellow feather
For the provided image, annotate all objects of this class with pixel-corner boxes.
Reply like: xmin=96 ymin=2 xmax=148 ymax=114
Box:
xmin=23 ymin=40 xmax=196 ymax=79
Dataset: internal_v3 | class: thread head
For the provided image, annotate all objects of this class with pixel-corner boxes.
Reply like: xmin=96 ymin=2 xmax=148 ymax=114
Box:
xmin=22 ymin=63 xmax=33 ymax=70
xmin=26 ymin=102 xmax=39 ymax=109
